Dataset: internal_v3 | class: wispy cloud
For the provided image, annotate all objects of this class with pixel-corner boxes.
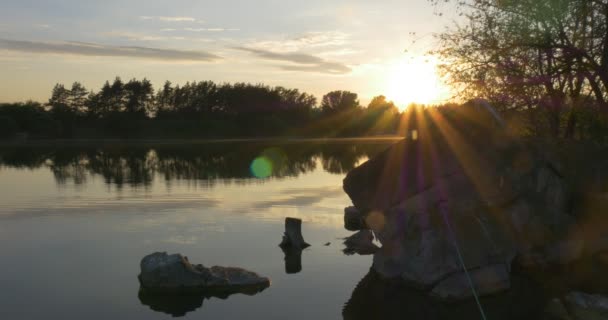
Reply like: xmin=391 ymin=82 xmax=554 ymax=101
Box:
xmin=184 ymin=27 xmax=240 ymax=32
xmin=140 ymin=16 xmax=198 ymax=22
xmin=234 ymin=46 xmax=351 ymax=74
xmin=249 ymin=31 xmax=350 ymax=53
xmin=0 ymin=38 xmax=221 ymax=62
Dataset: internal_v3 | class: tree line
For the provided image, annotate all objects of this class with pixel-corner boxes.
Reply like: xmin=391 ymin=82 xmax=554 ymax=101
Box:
xmin=431 ymin=0 xmax=608 ymax=142
xmin=0 ymin=78 xmax=402 ymax=139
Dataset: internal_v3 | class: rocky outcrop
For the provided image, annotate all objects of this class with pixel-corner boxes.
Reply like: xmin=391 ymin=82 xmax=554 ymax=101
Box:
xmin=342 ymin=101 xmax=579 ymax=301
xmin=138 ymin=252 xmax=270 ymax=294
xmin=344 ymin=206 xmax=366 ymax=231
xmin=545 ymin=292 xmax=608 ymax=320
xmin=343 ymin=230 xmax=379 ymax=255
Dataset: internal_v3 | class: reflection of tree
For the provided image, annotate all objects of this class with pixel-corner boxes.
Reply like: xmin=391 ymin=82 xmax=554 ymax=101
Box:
xmin=0 ymin=141 xmax=395 ymax=187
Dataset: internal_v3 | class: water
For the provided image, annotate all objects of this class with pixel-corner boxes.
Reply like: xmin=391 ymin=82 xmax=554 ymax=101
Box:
xmin=0 ymin=140 xmax=396 ymax=320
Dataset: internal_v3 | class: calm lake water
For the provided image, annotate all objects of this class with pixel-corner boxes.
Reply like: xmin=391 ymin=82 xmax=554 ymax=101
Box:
xmin=0 ymin=140 xmax=396 ymax=320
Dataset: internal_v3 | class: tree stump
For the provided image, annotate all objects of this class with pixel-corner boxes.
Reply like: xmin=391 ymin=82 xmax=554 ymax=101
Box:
xmin=279 ymin=217 xmax=310 ymax=250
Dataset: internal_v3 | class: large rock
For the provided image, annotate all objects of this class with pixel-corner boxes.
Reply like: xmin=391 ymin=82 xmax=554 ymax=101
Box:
xmin=547 ymin=292 xmax=608 ymax=320
xmin=564 ymin=292 xmax=608 ymax=320
xmin=342 ymin=102 xmax=576 ymax=300
xmin=138 ymin=252 xmax=270 ymax=294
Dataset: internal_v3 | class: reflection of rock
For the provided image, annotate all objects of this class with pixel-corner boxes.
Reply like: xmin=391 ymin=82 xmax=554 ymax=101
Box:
xmin=343 ymin=268 xmax=545 ymax=320
xmin=138 ymin=286 xmax=267 ymax=317
xmin=429 ymin=264 xmax=510 ymax=301
xmin=281 ymin=246 xmax=303 ymax=274
xmin=279 ymin=217 xmax=310 ymax=250
xmin=138 ymin=252 xmax=270 ymax=293
xmin=138 ymin=290 xmax=205 ymax=317
xmin=343 ymin=230 xmax=379 ymax=256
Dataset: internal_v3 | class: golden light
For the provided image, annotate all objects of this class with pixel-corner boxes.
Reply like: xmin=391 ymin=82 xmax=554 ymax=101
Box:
xmin=385 ymin=55 xmax=450 ymax=110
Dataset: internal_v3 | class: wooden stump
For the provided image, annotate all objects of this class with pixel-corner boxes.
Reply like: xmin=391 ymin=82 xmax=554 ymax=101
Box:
xmin=279 ymin=217 xmax=310 ymax=250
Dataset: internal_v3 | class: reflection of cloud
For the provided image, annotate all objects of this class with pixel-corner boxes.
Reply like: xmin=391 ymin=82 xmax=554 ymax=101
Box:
xmin=252 ymin=186 xmax=344 ymax=209
xmin=164 ymin=235 xmax=198 ymax=245
xmin=0 ymin=38 xmax=221 ymax=62
xmin=0 ymin=194 xmax=221 ymax=220
xmin=234 ymin=47 xmax=351 ymax=74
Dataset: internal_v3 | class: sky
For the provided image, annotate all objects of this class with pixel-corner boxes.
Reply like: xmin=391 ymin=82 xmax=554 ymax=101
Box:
xmin=0 ymin=0 xmax=459 ymax=107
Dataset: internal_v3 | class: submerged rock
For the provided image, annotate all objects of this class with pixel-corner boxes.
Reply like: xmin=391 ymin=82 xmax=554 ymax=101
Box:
xmin=138 ymin=252 xmax=270 ymax=294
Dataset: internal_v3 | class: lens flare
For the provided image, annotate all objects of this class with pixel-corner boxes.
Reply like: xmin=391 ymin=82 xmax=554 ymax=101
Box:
xmin=250 ymin=156 xmax=273 ymax=178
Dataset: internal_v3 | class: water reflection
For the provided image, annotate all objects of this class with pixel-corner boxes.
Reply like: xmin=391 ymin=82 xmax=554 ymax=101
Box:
xmin=138 ymin=286 xmax=269 ymax=317
xmin=343 ymin=269 xmax=547 ymax=320
xmin=281 ymin=246 xmax=304 ymax=274
xmin=0 ymin=141 xmax=394 ymax=188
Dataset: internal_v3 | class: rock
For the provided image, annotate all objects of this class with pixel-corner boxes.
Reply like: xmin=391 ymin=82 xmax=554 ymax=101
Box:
xmin=544 ymin=298 xmax=574 ymax=320
xmin=515 ymin=239 xmax=585 ymax=270
xmin=138 ymin=252 xmax=270 ymax=294
xmin=279 ymin=217 xmax=310 ymax=250
xmin=342 ymin=103 xmax=576 ymax=298
xmin=564 ymin=292 xmax=608 ymax=320
xmin=598 ymin=252 xmax=608 ymax=266
xmin=345 ymin=206 xmax=366 ymax=231
xmin=429 ymin=264 xmax=510 ymax=301
xmin=343 ymin=230 xmax=379 ymax=255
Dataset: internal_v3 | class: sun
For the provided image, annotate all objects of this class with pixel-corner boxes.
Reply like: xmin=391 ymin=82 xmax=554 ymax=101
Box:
xmin=385 ymin=56 xmax=450 ymax=109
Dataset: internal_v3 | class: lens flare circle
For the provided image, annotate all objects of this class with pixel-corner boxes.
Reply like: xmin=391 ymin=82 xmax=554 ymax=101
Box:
xmin=250 ymin=156 xmax=273 ymax=179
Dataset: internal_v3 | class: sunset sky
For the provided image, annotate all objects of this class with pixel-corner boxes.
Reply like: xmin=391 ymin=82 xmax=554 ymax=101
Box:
xmin=0 ymin=0 xmax=457 ymax=107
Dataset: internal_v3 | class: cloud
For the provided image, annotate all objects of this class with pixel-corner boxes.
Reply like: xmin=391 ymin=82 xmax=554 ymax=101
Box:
xmin=140 ymin=16 xmax=198 ymax=22
xmin=184 ymin=27 xmax=240 ymax=32
xmin=0 ymin=38 xmax=221 ymax=62
xmin=234 ymin=46 xmax=351 ymax=74
xmin=249 ymin=31 xmax=350 ymax=53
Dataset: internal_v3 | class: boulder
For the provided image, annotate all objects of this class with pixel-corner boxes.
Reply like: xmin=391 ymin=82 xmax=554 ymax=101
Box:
xmin=343 ymin=230 xmax=379 ymax=255
xmin=344 ymin=206 xmax=367 ymax=231
xmin=342 ymin=102 xmax=577 ymax=300
xmin=564 ymin=292 xmax=608 ymax=320
xmin=138 ymin=252 xmax=270 ymax=294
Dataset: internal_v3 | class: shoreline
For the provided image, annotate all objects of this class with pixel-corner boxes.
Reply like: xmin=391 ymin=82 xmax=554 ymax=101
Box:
xmin=0 ymin=136 xmax=404 ymax=146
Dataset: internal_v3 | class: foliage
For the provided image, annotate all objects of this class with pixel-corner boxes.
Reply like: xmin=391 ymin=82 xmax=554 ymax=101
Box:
xmin=431 ymin=0 xmax=608 ymax=141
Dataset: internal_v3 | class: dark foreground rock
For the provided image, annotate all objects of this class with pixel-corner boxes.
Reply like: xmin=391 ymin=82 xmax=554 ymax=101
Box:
xmin=138 ymin=252 xmax=270 ymax=294
xmin=342 ymin=101 xmax=584 ymax=301
xmin=545 ymin=292 xmax=608 ymax=320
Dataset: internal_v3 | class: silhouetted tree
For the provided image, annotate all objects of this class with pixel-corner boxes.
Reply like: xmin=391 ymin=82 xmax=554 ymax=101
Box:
xmin=321 ymin=90 xmax=360 ymax=114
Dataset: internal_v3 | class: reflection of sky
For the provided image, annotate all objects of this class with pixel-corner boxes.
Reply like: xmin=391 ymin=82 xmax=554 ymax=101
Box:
xmin=0 ymin=155 xmax=371 ymax=319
